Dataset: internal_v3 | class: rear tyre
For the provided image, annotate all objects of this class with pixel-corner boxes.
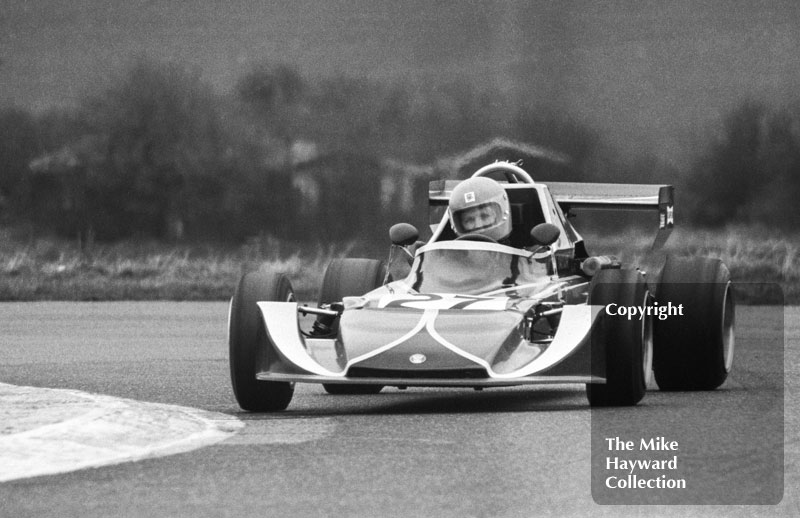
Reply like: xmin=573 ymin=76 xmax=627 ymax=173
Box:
xmin=586 ymin=269 xmax=652 ymax=407
xmin=319 ymin=258 xmax=387 ymax=396
xmin=653 ymin=256 xmax=734 ymax=390
xmin=229 ymin=269 xmax=295 ymax=411
xmin=318 ymin=258 xmax=388 ymax=307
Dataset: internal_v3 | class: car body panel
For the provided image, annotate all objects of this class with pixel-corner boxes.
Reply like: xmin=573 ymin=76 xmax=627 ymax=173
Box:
xmin=255 ymin=299 xmax=603 ymax=386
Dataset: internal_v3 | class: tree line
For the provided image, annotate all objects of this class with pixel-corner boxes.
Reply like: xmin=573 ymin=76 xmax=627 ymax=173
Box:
xmin=1 ymin=58 xmax=798 ymax=246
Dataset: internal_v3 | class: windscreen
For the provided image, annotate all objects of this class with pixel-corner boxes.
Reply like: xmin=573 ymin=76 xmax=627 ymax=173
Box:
xmin=410 ymin=247 xmax=548 ymax=295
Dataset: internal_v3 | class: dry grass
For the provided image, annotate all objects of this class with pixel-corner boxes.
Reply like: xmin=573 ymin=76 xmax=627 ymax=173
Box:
xmin=0 ymin=227 xmax=795 ymax=302
xmin=584 ymin=226 xmax=796 ymax=303
xmin=0 ymin=234 xmax=354 ymax=301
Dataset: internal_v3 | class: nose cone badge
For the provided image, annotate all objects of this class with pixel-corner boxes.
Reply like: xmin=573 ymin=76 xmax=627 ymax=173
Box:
xmin=409 ymin=354 xmax=427 ymax=364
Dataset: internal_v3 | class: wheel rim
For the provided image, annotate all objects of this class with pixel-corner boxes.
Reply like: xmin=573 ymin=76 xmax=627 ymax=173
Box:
xmin=722 ymin=282 xmax=735 ymax=372
xmin=285 ymin=289 xmax=297 ymax=389
xmin=226 ymin=297 xmax=234 ymax=342
xmin=641 ymin=291 xmax=654 ymax=387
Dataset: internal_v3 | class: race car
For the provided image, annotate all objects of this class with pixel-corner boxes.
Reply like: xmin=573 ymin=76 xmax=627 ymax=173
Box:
xmin=229 ymin=162 xmax=735 ymax=411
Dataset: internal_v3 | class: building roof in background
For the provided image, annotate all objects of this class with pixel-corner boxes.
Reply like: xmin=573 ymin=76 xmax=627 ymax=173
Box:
xmin=433 ymin=137 xmax=569 ymax=178
xmin=28 ymin=135 xmax=106 ymax=174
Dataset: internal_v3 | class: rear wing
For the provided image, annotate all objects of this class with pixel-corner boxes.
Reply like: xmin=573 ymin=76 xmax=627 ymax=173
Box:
xmin=429 ymin=179 xmax=674 ymax=249
xmin=545 ymin=182 xmax=674 ymax=249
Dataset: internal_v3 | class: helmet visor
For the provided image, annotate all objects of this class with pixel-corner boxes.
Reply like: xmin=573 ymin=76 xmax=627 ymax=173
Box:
xmin=453 ymin=202 xmax=503 ymax=234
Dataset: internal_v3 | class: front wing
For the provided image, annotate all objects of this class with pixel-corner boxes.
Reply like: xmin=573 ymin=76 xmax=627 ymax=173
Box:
xmin=253 ymin=302 xmax=607 ymax=387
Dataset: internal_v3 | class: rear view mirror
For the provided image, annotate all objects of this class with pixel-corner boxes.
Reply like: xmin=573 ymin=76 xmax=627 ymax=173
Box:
xmin=390 ymin=223 xmax=419 ymax=246
xmin=530 ymin=223 xmax=560 ymax=246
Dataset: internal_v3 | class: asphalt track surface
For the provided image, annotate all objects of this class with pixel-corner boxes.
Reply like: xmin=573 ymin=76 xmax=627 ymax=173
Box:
xmin=0 ymin=302 xmax=796 ymax=518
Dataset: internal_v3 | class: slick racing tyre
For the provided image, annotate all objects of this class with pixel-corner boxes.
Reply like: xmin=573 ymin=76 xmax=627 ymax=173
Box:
xmin=653 ymin=256 xmax=734 ymax=390
xmin=229 ymin=268 xmax=295 ymax=411
xmin=586 ymin=268 xmax=652 ymax=407
xmin=319 ymin=258 xmax=386 ymax=396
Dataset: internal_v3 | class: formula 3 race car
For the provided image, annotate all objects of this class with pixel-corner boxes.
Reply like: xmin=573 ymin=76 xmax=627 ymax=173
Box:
xmin=229 ymin=162 xmax=735 ymax=411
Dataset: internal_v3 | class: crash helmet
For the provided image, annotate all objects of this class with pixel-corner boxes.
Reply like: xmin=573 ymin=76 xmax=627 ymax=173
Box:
xmin=448 ymin=176 xmax=511 ymax=240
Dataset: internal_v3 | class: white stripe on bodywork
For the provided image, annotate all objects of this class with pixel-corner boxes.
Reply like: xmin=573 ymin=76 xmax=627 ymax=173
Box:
xmin=424 ymin=319 xmax=494 ymax=371
xmin=341 ymin=308 xmax=498 ymax=372
xmin=258 ymin=302 xmax=344 ymax=377
xmin=423 ymin=304 xmax=600 ymax=378
xmin=377 ymin=293 xmax=509 ymax=311
xmin=488 ymin=305 xmax=600 ymax=378
xmin=343 ymin=309 xmax=433 ymax=370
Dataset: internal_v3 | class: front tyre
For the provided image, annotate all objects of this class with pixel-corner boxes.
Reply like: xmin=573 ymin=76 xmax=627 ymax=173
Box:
xmin=653 ymin=256 xmax=735 ymax=390
xmin=229 ymin=269 xmax=295 ymax=411
xmin=586 ymin=269 xmax=652 ymax=407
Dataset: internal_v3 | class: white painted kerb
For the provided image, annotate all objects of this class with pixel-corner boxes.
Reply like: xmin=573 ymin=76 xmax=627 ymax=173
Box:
xmin=0 ymin=383 xmax=243 ymax=482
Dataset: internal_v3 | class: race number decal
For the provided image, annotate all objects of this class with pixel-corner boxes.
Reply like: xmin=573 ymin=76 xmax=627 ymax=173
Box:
xmin=378 ymin=293 xmax=508 ymax=310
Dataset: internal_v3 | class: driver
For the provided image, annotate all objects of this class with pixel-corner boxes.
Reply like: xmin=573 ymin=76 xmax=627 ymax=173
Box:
xmin=448 ymin=176 xmax=511 ymax=242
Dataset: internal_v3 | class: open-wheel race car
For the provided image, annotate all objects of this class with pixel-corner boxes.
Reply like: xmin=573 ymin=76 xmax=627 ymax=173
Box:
xmin=229 ymin=162 xmax=735 ymax=411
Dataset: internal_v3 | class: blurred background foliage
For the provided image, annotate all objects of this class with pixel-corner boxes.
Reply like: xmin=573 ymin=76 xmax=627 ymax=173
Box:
xmin=1 ymin=57 xmax=799 ymax=248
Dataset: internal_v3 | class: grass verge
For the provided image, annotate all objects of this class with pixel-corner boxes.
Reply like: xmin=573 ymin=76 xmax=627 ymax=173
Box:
xmin=0 ymin=234 xmax=354 ymax=302
xmin=0 ymin=226 xmax=795 ymax=303
xmin=584 ymin=226 xmax=795 ymax=304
